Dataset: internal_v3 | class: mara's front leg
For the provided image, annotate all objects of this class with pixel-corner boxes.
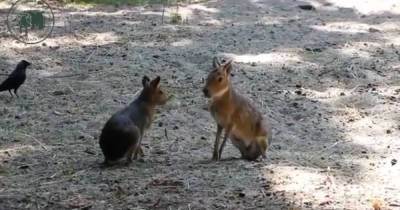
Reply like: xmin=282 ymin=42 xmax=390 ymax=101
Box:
xmin=218 ymin=125 xmax=232 ymax=161
xmin=133 ymin=146 xmax=144 ymax=160
xmin=125 ymin=144 xmax=136 ymax=165
xmin=133 ymin=135 xmax=144 ymax=160
xmin=212 ymin=125 xmax=223 ymax=161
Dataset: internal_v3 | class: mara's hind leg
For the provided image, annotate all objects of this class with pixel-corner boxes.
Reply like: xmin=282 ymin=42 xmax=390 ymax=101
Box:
xmin=101 ymin=158 xmax=117 ymax=168
xmin=234 ymin=139 xmax=261 ymax=161
xmin=102 ymin=158 xmax=111 ymax=166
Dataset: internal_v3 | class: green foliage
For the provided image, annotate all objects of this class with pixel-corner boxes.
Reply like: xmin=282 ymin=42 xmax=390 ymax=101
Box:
xmin=170 ymin=12 xmax=182 ymax=24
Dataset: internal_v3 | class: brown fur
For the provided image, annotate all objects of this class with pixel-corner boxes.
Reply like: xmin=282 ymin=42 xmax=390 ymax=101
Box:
xmin=99 ymin=76 xmax=168 ymax=166
xmin=203 ymin=57 xmax=272 ymax=161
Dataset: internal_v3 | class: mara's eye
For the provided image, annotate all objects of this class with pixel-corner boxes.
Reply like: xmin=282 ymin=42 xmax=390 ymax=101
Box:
xmin=218 ymin=77 xmax=223 ymax=82
xmin=159 ymin=90 xmax=163 ymax=94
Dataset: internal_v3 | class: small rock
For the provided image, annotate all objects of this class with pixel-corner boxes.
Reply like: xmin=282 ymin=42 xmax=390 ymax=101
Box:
xmin=50 ymin=46 xmax=60 ymax=50
xmin=298 ymin=4 xmax=315 ymax=10
xmin=304 ymin=201 xmax=312 ymax=206
xmin=368 ymin=27 xmax=380 ymax=33
xmin=386 ymin=129 xmax=392 ymax=134
xmin=18 ymin=165 xmax=29 ymax=169
xmin=340 ymin=92 xmax=345 ymax=96
xmin=391 ymin=159 xmax=397 ymax=166
xmin=52 ymin=90 xmax=66 ymax=96
xmin=305 ymin=47 xmax=322 ymax=52
xmin=84 ymin=148 xmax=95 ymax=155
xmin=273 ymin=145 xmax=281 ymax=150
xmin=53 ymin=110 xmax=63 ymax=116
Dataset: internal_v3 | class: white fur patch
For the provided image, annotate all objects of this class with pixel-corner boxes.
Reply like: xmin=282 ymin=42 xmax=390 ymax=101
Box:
xmin=212 ymin=86 xmax=229 ymax=99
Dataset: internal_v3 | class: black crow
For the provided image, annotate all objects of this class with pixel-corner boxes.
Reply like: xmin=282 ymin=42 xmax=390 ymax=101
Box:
xmin=0 ymin=60 xmax=31 ymax=97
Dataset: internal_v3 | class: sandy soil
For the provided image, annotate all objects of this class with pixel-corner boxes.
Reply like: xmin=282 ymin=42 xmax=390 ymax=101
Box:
xmin=0 ymin=0 xmax=399 ymax=209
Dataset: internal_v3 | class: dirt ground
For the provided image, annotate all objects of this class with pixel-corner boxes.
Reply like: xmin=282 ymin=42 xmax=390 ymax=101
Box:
xmin=0 ymin=0 xmax=399 ymax=209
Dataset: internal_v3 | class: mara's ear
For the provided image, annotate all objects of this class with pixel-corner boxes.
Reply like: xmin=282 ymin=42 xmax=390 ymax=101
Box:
xmin=222 ymin=59 xmax=233 ymax=75
xmin=142 ymin=76 xmax=150 ymax=87
xmin=212 ymin=57 xmax=221 ymax=68
xmin=150 ymin=76 xmax=161 ymax=88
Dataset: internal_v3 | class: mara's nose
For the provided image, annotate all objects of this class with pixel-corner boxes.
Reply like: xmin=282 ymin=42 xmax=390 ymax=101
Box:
xmin=203 ymin=88 xmax=209 ymax=97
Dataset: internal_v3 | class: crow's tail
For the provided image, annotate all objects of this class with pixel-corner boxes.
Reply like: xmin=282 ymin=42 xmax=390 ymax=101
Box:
xmin=0 ymin=82 xmax=7 ymax=92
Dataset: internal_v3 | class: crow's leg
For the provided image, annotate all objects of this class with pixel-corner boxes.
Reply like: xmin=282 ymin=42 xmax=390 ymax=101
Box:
xmin=14 ymin=88 xmax=19 ymax=97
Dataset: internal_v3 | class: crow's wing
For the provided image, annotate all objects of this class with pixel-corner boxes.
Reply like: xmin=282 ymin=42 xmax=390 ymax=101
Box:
xmin=0 ymin=74 xmax=24 ymax=91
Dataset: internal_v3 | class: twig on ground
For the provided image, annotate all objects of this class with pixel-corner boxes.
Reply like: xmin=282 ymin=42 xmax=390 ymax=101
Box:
xmin=260 ymin=189 xmax=267 ymax=198
xmin=309 ymin=140 xmax=351 ymax=160
xmin=85 ymin=43 xmax=98 ymax=63
xmin=20 ymin=133 xmax=48 ymax=151
xmin=151 ymin=198 xmax=161 ymax=208
xmin=164 ymin=128 xmax=170 ymax=142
